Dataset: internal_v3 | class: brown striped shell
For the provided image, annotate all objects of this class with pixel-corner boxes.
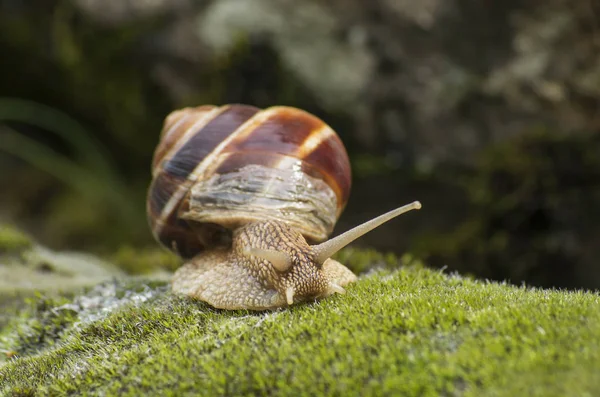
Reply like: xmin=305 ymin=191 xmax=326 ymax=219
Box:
xmin=147 ymin=104 xmax=352 ymax=259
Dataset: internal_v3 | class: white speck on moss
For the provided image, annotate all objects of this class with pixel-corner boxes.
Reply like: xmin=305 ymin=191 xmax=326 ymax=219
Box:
xmin=62 ymin=281 xmax=165 ymax=328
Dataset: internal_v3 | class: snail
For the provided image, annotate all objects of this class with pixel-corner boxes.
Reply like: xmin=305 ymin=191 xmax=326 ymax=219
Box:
xmin=147 ymin=104 xmax=421 ymax=310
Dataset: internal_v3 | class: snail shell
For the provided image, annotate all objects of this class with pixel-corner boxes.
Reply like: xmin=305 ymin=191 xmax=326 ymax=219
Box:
xmin=147 ymin=104 xmax=351 ymax=259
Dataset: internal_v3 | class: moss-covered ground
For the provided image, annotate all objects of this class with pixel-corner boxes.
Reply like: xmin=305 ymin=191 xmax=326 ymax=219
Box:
xmin=1 ymin=254 xmax=599 ymax=396
xmin=0 ymin=225 xmax=33 ymax=254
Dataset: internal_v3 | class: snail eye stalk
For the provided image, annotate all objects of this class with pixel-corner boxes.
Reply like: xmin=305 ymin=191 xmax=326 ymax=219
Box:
xmin=311 ymin=201 xmax=422 ymax=264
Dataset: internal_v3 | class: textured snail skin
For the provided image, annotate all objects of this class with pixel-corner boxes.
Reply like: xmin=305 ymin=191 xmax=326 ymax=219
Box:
xmin=171 ymin=220 xmax=357 ymax=310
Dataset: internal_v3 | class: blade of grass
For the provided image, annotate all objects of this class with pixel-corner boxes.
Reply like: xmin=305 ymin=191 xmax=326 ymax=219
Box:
xmin=0 ymin=126 xmax=139 ymax=228
xmin=0 ymin=98 xmax=116 ymax=180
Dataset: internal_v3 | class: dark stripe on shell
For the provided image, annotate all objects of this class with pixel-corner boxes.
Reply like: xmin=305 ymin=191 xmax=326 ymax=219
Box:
xmin=147 ymin=181 xmax=207 ymax=259
xmin=147 ymin=172 xmax=185 ymax=219
xmin=162 ymin=105 xmax=260 ymax=179
xmin=226 ymin=107 xmax=320 ymax=156
xmin=152 ymin=106 xmax=217 ymax=173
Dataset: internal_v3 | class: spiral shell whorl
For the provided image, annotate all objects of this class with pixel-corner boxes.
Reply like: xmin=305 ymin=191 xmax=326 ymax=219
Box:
xmin=147 ymin=104 xmax=352 ymax=258
xmin=151 ymin=105 xmax=219 ymax=176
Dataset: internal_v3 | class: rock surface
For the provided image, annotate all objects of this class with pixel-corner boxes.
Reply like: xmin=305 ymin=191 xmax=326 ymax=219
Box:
xmin=1 ymin=224 xmax=598 ymax=394
xmin=2 ymin=259 xmax=599 ymax=395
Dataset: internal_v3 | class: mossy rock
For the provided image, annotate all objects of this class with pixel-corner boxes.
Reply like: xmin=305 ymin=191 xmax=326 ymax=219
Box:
xmin=111 ymin=245 xmax=182 ymax=274
xmin=1 ymin=257 xmax=599 ymax=396
xmin=0 ymin=224 xmax=128 ymax=327
xmin=0 ymin=245 xmax=125 ymax=297
xmin=0 ymin=224 xmax=33 ymax=254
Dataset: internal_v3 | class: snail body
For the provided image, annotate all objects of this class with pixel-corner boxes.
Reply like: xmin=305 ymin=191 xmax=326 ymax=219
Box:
xmin=147 ymin=104 xmax=421 ymax=310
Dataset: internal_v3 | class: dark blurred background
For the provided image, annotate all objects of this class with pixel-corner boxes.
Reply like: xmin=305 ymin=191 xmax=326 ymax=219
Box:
xmin=1 ymin=0 xmax=600 ymax=290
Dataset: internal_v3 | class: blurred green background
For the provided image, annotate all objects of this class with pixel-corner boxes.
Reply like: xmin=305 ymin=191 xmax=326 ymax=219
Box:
xmin=1 ymin=0 xmax=600 ymax=289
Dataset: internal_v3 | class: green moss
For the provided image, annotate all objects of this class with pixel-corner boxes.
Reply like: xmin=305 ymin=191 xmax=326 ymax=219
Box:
xmin=0 ymin=228 xmax=126 ymax=316
xmin=1 ymin=259 xmax=599 ymax=396
xmin=334 ymin=246 xmax=414 ymax=274
xmin=0 ymin=224 xmax=33 ymax=254
xmin=111 ymin=246 xmax=182 ymax=274
xmin=3 ymin=294 xmax=78 ymax=356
